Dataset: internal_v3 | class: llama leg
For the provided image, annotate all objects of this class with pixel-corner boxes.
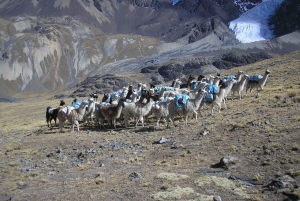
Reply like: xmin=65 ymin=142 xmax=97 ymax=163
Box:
xmin=223 ymin=99 xmax=227 ymax=109
xmin=141 ymin=117 xmax=144 ymax=127
xmin=112 ymin=119 xmax=116 ymax=129
xmin=167 ymin=116 xmax=171 ymax=128
xmin=124 ymin=116 xmax=129 ymax=128
xmin=156 ymin=116 xmax=161 ymax=127
xmin=74 ymin=120 xmax=80 ymax=132
xmin=193 ymin=111 xmax=198 ymax=123
xmin=218 ymin=103 xmax=221 ymax=113
xmin=59 ymin=121 xmax=63 ymax=133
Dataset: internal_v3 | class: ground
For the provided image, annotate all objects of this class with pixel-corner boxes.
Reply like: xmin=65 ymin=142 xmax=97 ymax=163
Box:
xmin=0 ymin=51 xmax=299 ymax=201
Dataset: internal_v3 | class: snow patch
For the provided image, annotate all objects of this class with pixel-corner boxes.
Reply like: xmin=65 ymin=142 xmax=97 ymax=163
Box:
xmin=53 ymin=0 xmax=71 ymax=9
xmin=229 ymin=0 xmax=284 ymax=43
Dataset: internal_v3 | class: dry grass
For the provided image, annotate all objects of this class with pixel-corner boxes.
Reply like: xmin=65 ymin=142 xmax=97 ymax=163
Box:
xmin=0 ymin=51 xmax=300 ymax=200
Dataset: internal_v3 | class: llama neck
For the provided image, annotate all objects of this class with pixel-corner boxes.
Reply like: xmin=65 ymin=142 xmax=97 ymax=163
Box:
xmin=115 ymin=105 xmax=124 ymax=118
xmin=193 ymin=91 xmax=205 ymax=109
xmin=260 ymin=73 xmax=269 ymax=86
xmin=236 ymin=72 xmax=243 ymax=82
xmin=213 ymin=78 xmax=220 ymax=86
xmin=76 ymin=105 xmax=87 ymax=119
xmin=240 ymin=76 xmax=248 ymax=86
xmin=158 ymin=88 xmax=165 ymax=98
xmin=226 ymin=81 xmax=235 ymax=91
xmin=87 ymin=101 xmax=95 ymax=112
xmin=218 ymin=89 xmax=226 ymax=99
xmin=131 ymin=94 xmax=137 ymax=102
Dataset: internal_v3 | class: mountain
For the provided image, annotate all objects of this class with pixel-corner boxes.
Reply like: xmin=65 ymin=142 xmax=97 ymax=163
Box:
xmin=0 ymin=0 xmax=299 ymax=98
xmin=229 ymin=0 xmax=285 ymax=43
xmin=268 ymin=0 xmax=300 ymax=37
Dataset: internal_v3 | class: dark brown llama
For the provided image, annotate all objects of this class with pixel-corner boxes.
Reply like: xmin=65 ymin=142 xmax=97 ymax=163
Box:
xmin=46 ymin=100 xmax=66 ymax=127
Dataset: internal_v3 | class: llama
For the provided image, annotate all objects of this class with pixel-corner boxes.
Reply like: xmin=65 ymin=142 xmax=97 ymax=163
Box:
xmin=96 ymin=98 xmax=126 ymax=129
xmin=120 ymin=86 xmax=129 ymax=99
xmin=125 ymin=85 xmax=133 ymax=100
xmin=235 ymin=70 xmax=244 ymax=82
xmin=190 ymin=81 xmax=209 ymax=94
xmin=152 ymin=98 xmax=173 ymax=127
xmin=83 ymin=98 xmax=95 ymax=124
xmin=180 ymin=75 xmax=195 ymax=89
xmin=197 ymin=74 xmax=205 ymax=81
xmin=46 ymin=100 xmax=66 ymax=127
xmin=199 ymin=86 xmax=226 ymax=116
xmin=246 ymin=69 xmax=271 ymax=96
xmin=90 ymin=93 xmax=98 ymax=102
xmin=58 ymin=101 xmax=89 ymax=132
xmin=231 ymin=74 xmax=249 ymax=100
xmin=123 ymin=90 xmax=154 ymax=128
xmin=220 ymin=78 xmax=237 ymax=109
xmin=166 ymin=89 xmax=207 ymax=128
xmin=171 ymin=79 xmax=183 ymax=88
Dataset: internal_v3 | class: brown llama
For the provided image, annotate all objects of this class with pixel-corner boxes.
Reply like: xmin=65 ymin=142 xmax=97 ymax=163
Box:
xmin=180 ymin=75 xmax=195 ymax=89
xmin=96 ymin=98 xmax=126 ymax=129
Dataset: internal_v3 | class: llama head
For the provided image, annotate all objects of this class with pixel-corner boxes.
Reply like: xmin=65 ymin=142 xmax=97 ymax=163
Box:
xmin=60 ymin=100 xmax=66 ymax=106
xmin=102 ymin=94 xmax=109 ymax=102
xmin=197 ymin=75 xmax=205 ymax=81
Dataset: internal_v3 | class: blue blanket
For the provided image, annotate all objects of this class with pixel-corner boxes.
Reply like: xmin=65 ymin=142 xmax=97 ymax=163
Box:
xmin=165 ymin=87 xmax=173 ymax=91
xmin=72 ymin=100 xmax=83 ymax=109
xmin=191 ymin=81 xmax=198 ymax=90
xmin=249 ymin=75 xmax=263 ymax=82
xmin=174 ymin=94 xmax=190 ymax=108
xmin=156 ymin=86 xmax=162 ymax=94
xmin=206 ymin=85 xmax=218 ymax=94
xmin=202 ymin=93 xmax=214 ymax=103
xmin=224 ymin=75 xmax=236 ymax=85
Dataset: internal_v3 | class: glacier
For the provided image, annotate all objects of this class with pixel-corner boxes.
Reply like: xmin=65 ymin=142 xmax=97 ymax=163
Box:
xmin=229 ymin=0 xmax=284 ymax=43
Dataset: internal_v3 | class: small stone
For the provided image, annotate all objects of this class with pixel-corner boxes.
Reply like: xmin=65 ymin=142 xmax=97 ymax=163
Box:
xmin=213 ymin=196 xmax=222 ymax=201
xmin=129 ymin=172 xmax=142 ymax=179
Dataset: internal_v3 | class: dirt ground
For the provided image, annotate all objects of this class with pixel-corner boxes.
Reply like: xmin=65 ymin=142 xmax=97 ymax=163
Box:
xmin=0 ymin=51 xmax=300 ymax=201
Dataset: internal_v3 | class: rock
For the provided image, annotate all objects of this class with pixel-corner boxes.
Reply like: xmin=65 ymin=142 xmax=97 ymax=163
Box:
xmin=213 ymin=196 xmax=222 ymax=201
xmin=129 ymin=172 xmax=142 ymax=179
xmin=211 ymin=156 xmax=239 ymax=169
xmin=264 ymin=175 xmax=297 ymax=191
xmin=200 ymin=130 xmax=210 ymax=136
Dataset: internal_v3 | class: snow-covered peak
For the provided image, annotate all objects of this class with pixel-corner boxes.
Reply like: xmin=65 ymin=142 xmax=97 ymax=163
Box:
xmin=229 ymin=0 xmax=284 ymax=43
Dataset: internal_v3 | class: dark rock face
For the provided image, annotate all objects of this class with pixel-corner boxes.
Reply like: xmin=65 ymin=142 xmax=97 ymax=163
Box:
xmin=72 ymin=74 xmax=138 ymax=97
xmin=269 ymin=0 xmax=300 ymax=37
xmin=212 ymin=52 xmax=272 ymax=69
xmin=93 ymin=0 xmax=103 ymax=12
xmin=141 ymin=52 xmax=271 ymax=82
xmin=158 ymin=64 xmax=184 ymax=82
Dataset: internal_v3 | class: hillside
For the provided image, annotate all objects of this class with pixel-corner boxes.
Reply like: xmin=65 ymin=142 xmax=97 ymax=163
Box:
xmin=0 ymin=50 xmax=299 ymax=200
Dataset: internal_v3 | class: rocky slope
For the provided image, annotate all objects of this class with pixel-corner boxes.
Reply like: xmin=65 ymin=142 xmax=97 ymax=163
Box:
xmin=0 ymin=0 xmax=299 ymax=98
xmin=0 ymin=51 xmax=299 ymax=201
